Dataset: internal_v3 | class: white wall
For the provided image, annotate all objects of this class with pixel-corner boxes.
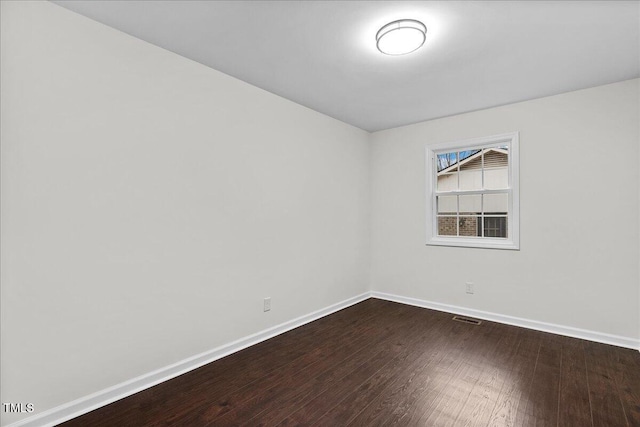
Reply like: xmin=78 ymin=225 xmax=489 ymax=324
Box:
xmin=0 ymin=2 xmax=370 ymax=424
xmin=2 ymin=2 xmax=639 ymax=426
xmin=371 ymin=79 xmax=640 ymax=342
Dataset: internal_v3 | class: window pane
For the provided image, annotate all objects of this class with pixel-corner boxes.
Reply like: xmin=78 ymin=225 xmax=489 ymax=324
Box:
xmin=483 ymin=193 xmax=508 ymax=214
xmin=483 ymin=216 xmax=508 ymax=238
xmin=458 ymin=216 xmax=480 ymax=237
xmin=459 ymin=169 xmax=482 ymax=190
xmin=437 ymin=195 xmax=457 ymax=214
xmin=437 ymin=216 xmax=457 ymax=236
xmin=436 ymin=152 xmax=458 ymax=191
xmin=437 ymin=172 xmax=458 ymax=191
xmin=458 ymin=150 xmax=483 ymax=190
xmin=436 ymin=152 xmax=457 ymax=172
xmin=459 ymin=194 xmax=481 ymax=215
xmin=483 ymin=147 xmax=509 ymax=189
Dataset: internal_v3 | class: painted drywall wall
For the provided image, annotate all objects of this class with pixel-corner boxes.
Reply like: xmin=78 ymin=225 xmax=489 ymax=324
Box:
xmin=0 ymin=2 xmax=370 ymax=424
xmin=2 ymin=1 xmax=639 ymax=425
xmin=370 ymin=79 xmax=640 ymax=342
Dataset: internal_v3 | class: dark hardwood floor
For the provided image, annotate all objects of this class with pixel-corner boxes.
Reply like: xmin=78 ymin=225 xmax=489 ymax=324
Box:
xmin=60 ymin=299 xmax=640 ymax=426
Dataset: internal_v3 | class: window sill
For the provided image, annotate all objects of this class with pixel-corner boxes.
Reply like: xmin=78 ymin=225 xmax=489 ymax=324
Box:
xmin=426 ymin=236 xmax=519 ymax=250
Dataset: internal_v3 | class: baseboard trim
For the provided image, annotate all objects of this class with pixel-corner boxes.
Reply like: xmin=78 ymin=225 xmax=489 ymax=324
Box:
xmin=7 ymin=290 xmax=638 ymax=426
xmin=6 ymin=292 xmax=370 ymax=427
xmin=371 ymin=291 xmax=640 ymax=351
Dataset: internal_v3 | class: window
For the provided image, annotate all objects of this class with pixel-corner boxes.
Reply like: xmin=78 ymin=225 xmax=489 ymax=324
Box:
xmin=426 ymin=132 xmax=519 ymax=250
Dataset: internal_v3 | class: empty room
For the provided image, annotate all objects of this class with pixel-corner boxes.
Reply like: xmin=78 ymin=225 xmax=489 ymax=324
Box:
xmin=1 ymin=1 xmax=639 ymax=426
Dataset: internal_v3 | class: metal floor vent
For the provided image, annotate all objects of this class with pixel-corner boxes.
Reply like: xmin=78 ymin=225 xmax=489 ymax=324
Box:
xmin=452 ymin=315 xmax=482 ymax=325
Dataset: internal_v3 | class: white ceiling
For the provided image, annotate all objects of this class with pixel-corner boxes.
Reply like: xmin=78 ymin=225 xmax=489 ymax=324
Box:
xmin=53 ymin=1 xmax=640 ymax=132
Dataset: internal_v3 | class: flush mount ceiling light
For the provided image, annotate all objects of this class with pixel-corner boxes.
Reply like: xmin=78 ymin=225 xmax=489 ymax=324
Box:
xmin=376 ymin=19 xmax=427 ymax=55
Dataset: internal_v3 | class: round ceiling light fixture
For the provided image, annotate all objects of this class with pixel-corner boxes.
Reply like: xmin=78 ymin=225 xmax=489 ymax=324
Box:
xmin=376 ymin=19 xmax=427 ymax=55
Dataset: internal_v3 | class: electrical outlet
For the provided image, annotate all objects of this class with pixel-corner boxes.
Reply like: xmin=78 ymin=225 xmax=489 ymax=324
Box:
xmin=263 ymin=297 xmax=271 ymax=312
xmin=465 ymin=282 xmax=474 ymax=294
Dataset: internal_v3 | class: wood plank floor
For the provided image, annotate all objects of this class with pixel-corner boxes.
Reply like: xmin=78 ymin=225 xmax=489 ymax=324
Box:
xmin=60 ymin=299 xmax=640 ymax=426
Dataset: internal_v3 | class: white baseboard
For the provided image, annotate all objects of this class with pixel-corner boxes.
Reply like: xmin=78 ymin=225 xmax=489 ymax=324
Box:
xmin=8 ymin=290 xmax=638 ymax=426
xmin=371 ymin=291 xmax=640 ymax=351
xmin=6 ymin=292 xmax=370 ymax=427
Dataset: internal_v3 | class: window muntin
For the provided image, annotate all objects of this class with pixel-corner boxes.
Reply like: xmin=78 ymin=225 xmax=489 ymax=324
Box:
xmin=426 ymin=133 xmax=519 ymax=250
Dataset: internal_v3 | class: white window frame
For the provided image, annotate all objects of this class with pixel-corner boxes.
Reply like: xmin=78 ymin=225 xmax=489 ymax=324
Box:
xmin=425 ymin=132 xmax=520 ymax=250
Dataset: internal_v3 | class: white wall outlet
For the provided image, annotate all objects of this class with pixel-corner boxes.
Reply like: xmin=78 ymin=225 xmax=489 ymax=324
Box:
xmin=263 ymin=297 xmax=271 ymax=312
xmin=465 ymin=282 xmax=474 ymax=294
